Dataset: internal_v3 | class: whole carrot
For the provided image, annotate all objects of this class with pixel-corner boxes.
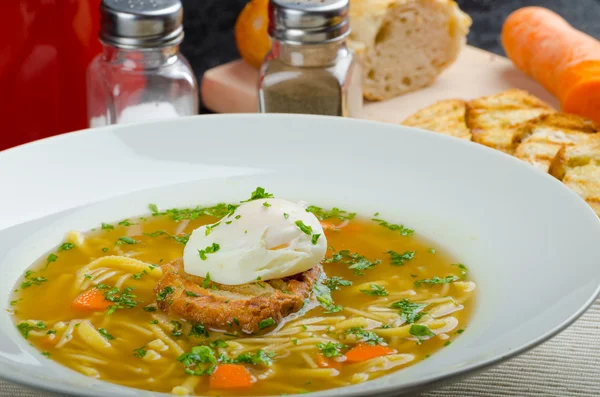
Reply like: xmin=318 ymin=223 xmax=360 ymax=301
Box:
xmin=502 ymin=7 xmax=600 ymax=123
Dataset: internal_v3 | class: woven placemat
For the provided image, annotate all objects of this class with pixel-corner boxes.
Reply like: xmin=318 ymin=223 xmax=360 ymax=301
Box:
xmin=3 ymin=299 xmax=599 ymax=396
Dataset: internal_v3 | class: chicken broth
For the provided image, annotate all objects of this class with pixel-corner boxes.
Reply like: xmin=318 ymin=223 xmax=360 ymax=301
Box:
xmin=10 ymin=197 xmax=476 ymax=396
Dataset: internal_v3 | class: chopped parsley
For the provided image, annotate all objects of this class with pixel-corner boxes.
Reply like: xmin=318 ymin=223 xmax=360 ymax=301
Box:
xmin=414 ymin=275 xmax=459 ymax=287
xmin=323 ymin=276 xmax=352 ymax=291
xmin=325 ymin=250 xmax=381 ymax=276
xmin=98 ymin=285 xmax=139 ymax=315
xmin=313 ymin=283 xmax=342 ymax=313
xmin=360 ymin=284 xmax=388 ymax=296
xmin=372 ymin=218 xmax=414 ymax=236
xmin=451 ymin=263 xmax=468 ymax=279
xmin=132 ymin=270 xmax=148 ymax=280
xmin=45 ymin=253 xmax=58 ymax=268
xmin=149 ymin=320 xmax=158 ymax=324
xmin=295 ymin=220 xmax=312 ymax=235
xmin=189 ymin=323 xmax=209 ymax=338
xmin=242 ymin=187 xmax=274 ymax=202
xmin=205 ymin=222 xmax=221 ymax=236
xmin=21 ymin=270 xmax=48 ymax=289
xmin=46 ymin=330 xmax=57 ymax=335
xmin=10 ymin=299 xmax=22 ymax=306
xmin=345 ymin=327 xmax=385 ymax=345
xmin=444 ymin=341 xmax=452 ymax=346
xmin=306 ymin=206 xmax=356 ymax=221
xmin=223 ymin=349 xmax=275 ymax=366
xmin=133 ymin=346 xmax=147 ymax=358
xmin=263 ymin=201 xmax=271 ymax=207
xmin=151 ymin=202 xmax=238 ymax=221
xmin=317 ymin=342 xmax=347 ymax=358
xmin=177 ymin=346 xmax=217 ymax=376
xmin=101 ymin=222 xmax=114 ymax=230
xmin=202 ymin=272 xmax=213 ymax=289
xmin=98 ymin=328 xmax=114 ymax=340
xmin=209 ymin=340 xmax=229 ymax=348
xmin=118 ymin=219 xmax=134 ymax=227
xmin=283 ymin=213 xmax=289 ymax=219
xmin=311 ymin=233 xmax=321 ymax=245
xmin=235 ymin=215 xmax=241 ymax=220
xmin=143 ymin=306 xmax=157 ymax=312
xmin=171 ymin=321 xmax=183 ymax=337
xmin=456 ymin=329 xmax=465 ymax=334
xmin=387 ymin=250 xmax=415 ymax=266
xmin=198 ymin=243 xmax=220 ymax=260
xmin=390 ymin=299 xmax=428 ymax=323
xmin=101 ymin=247 xmax=109 ymax=253
xmin=16 ymin=321 xmax=46 ymax=339
xmin=116 ymin=236 xmax=138 ymax=245
xmin=144 ymin=230 xmax=167 ymax=237
xmin=428 ymin=248 xmax=436 ymax=254
xmin=157 ymin=286 xmax=175 ymax=301
xmin=41 ymin=352 xmax=51 ymax=357
xmin=186 ymin=290 xmax=200 ymax=297
xmin=409 ymin=324 xmax=435 ymax=342
xmin=58 ymin=242 xmax=75 ymax=251
xmin=84 ymin=274 xmax=93 ymax=280
xmin=258 ymin=317 xmax=276 ymax=330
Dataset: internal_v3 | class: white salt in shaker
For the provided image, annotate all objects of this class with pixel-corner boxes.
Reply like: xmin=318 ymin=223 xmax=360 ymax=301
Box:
xmin=87 ymin=0 xmax=198 ymax=127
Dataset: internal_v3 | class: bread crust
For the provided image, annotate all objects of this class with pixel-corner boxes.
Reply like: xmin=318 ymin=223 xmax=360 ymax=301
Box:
xmin=349 ymin=0 xmax=471 ymax=101
xmin=402 ymin=99 xmax=470 ymax=139
xmin=154 ymin=258 xmax=321 ymax=334
xmin=465 ymin=89 xmax=554 ymax=153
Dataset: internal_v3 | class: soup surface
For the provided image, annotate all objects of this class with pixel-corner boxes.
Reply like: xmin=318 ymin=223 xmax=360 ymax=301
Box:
xmin=10 ymin=194 xmax=476 ymax=396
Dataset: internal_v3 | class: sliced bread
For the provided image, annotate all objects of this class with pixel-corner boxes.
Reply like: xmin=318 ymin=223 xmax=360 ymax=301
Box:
xmin=465 ymin=89 xmax=554 ymax=153
xmin=402 ymin=99 xmax=470 ymax=139
xmin=514 ymin=113 xmax=598 ymax=172
xmin=349 ymin=0 xmax=471 ymax=101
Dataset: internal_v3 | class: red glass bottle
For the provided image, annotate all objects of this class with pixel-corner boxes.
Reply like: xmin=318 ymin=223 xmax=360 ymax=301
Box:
xmin=0 ymin=0 xmax=102 ymax=151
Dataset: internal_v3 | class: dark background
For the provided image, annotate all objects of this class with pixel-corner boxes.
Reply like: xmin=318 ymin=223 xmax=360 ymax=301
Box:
xmin=180 ymin=0 xmax=600 ymax=112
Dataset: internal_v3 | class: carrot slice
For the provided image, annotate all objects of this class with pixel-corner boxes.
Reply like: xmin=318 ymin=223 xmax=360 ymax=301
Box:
xmin=209 ymin=364 xmax=253 ymax=389
xmin=344 ymin=344 xmax=395 ymax=363
xmin=71 ymin=289 xmax=111 ymax=312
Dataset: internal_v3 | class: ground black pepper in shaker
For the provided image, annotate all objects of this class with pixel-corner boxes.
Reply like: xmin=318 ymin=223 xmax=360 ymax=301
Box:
xmin=258 ymin=0 xmax=362 ymax=117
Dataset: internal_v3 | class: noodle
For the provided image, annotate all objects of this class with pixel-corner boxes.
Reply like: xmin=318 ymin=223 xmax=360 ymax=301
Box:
xmin=11 ymin=209 xmax=476 ymax=395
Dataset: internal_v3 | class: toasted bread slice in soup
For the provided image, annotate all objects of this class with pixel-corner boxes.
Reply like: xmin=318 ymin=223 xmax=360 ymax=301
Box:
xmin=548 ymin=136 xmax=600 ymax=216
xmin=402 ymin=99 xmax=470 ymax=139
xmin=155 ymin=258 xmax=321 ymax=334
xmin=466 ymin=89 xmax=554 ymax=153
xmin=514 ymin=113 xmax=598 ymax=172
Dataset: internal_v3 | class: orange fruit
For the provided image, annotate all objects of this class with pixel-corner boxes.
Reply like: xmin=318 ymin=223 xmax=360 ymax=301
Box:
xmin=235 ymin=0 xmax=271 ymax=69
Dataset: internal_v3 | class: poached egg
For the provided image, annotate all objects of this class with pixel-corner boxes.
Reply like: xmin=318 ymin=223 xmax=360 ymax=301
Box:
xmin=183 ymin=198 xmax=327 ymax=285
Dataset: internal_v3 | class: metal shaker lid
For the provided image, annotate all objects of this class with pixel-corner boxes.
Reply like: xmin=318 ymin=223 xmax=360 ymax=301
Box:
xmin=100 ymin=0 xmax=184 ymax=49
xmin=268 ymin=0 xmax=350 ymax=44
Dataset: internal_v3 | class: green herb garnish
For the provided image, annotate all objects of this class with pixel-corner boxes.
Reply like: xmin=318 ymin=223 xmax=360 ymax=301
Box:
xmin=360 ymin=284 xmax=388 ymax=296
xmin=372 ymin=218 xmax=414 ymax=236
xmin=345 ymin=327 xmax=385 ymax=345
xmin=98 ymin=328 xmax=114 ymax=340
xmin=317 ymin=342 xmax=347 ymax=358
xmin=306 ymin=206 xmax=356 ymax=221
xmin=390 ymin=299 xmax=428 ymax=323
xmin=414 ymin=275 xmax=459 ymax=287
xmin=198 ymin=243 xmax=220 ymax=260
xmin=258 ymin=317 xmax=276 ymax=330
xmin=295 ymin=220 xmax=312 ymax=235
xmin=409 ymin=324 xmax=435 ymax=342
xmin=387 ymin=250 xmax=415 ymax=266
xmin=323 ymin=276 xmax=352 ymax=291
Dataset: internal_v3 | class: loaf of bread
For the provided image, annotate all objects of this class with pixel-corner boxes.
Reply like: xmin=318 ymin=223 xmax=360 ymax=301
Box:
xmin=348 ymin=0 xmax=471 ymax=101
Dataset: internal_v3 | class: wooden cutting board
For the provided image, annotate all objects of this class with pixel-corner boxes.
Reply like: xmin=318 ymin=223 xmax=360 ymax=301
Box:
xmin=201 ymin=46 xmax=559 ymax=120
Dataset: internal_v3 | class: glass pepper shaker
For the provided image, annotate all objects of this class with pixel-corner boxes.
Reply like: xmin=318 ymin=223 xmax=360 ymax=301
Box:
xmin=87 ymin=0 xmax=198 ymax=127
xmin=258 ymin=0 xmax=362 ymax=117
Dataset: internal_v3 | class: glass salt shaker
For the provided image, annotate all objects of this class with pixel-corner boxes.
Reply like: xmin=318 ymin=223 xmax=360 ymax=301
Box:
xmin=87 ymin=0 xmax=198 ymax=127
xmin=258 ymin=0 xmax=362 ymax=117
